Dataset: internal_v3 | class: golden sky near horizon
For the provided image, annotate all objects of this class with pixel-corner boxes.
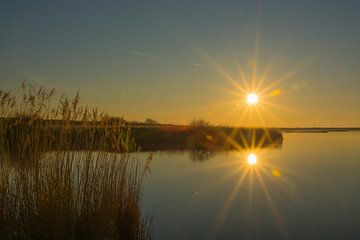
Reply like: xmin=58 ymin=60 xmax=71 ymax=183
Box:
xmin=1 ymin=1 xmax=360 ymax=127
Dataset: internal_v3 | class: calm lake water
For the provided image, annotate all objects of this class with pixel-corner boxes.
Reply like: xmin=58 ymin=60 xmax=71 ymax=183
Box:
xmin=138 ymin=132 xmax=360 ymax=240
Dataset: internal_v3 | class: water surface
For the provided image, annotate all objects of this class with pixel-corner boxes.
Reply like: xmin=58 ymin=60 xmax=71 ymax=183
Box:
xmin=139 ymin=132 xmax=360 ymax=239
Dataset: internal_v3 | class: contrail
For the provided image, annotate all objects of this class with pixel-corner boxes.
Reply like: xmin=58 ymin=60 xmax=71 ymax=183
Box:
xmin=191 ymin=62 xmax=210 ymax=68
xmin=119 ymin=49 xmax=159 ymax=58
xmin=344 ymin=95 xmax=359 ymax=100
xmin=119 ymin=48 xmax=211 ymax=70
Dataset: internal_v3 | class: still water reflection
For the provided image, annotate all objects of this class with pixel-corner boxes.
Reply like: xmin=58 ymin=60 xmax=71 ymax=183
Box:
xmin=138 ymin=132 xmax=360 ymax=240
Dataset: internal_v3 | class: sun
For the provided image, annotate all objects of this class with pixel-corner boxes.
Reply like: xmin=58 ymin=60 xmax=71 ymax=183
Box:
xmin=247 ymin=153 xmax=257 ymax=165
xmin=246 ymin=93 xmax=259 ymax=105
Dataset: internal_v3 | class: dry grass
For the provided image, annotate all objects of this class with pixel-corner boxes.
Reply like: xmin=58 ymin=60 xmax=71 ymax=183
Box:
xmin=0 ymin=82 xmax=151 ymax=239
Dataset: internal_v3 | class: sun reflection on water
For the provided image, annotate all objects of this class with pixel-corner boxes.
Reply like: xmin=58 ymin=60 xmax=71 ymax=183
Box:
xmin=211 ymin=145 xmax=294 ymax=239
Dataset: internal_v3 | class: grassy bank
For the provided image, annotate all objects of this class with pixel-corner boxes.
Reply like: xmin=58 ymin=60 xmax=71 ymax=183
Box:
xmin=0 ymin=84 xmax=151 ymax=239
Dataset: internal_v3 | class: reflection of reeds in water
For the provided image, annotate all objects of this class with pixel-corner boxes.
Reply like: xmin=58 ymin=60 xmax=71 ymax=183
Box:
xmin=0 ymin=83 xmax=151 ymax=239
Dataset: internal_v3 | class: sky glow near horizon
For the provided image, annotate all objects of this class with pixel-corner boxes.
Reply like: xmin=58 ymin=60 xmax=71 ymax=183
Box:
xmin=1 ymin=0 xmax=360 ymax=127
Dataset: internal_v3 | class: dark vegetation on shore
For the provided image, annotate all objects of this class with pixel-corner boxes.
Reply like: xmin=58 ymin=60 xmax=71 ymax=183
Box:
xmin=131 ymin=125 xmax=283 ymax=151
xmin=282 ymin=127 xmax=360 ymax=133
xmin=0 ymin=117 xmax=283 ymax=153
xmin=0 ymin=83 xmax=151 ymax=239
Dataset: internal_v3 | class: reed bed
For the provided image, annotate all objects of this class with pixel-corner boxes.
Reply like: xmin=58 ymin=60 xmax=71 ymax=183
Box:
xmin=0 ymin=82 xmax=151 ymax=239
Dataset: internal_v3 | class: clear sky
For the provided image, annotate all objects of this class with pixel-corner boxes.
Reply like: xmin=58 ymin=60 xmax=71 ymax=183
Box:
xmin=1 ymin=0 xmax=360 ymax=127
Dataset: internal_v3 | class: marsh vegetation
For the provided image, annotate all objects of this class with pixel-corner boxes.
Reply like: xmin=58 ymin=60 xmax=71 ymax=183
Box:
xmin=0 ymin=83 xmax=151 ymax=239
